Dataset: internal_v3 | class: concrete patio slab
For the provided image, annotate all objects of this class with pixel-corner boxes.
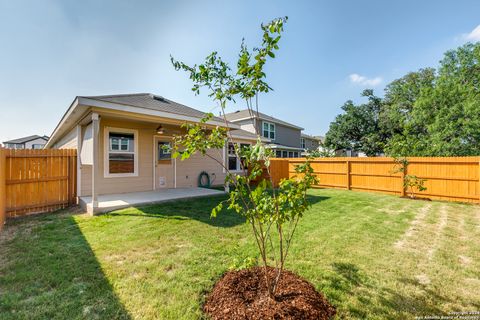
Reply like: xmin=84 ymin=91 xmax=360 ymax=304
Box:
xmin=79 ymin=187 xmax=225 ymax=214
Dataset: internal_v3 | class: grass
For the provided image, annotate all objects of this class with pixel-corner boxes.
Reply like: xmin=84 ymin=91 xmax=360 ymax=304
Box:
xmin=0 ymin=189 xmax=479 ymax=319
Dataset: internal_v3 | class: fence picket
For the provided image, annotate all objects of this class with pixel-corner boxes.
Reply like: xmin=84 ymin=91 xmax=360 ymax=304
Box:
xmin=0 ymin=149 xmax=77 ymax=218
xmin=269 ymin=157 xmax=480 ymax=203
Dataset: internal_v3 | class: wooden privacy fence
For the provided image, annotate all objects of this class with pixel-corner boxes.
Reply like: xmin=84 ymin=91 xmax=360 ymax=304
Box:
xmin=269 ymin=157 xmax=480 ymax=203
xmin=0 ymin=148 xmax=77 ymax=229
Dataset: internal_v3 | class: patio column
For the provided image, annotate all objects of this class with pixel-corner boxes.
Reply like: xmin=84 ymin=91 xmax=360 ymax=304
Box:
xmin=91 ymin=113 xmax=100 ymax=214
xmin=76 ymin=125 xmax=82 ymax=199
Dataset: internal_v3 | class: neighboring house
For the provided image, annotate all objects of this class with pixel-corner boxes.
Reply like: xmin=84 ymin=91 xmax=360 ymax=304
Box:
xmin=335 ymin=148 xmax=368 ymax=157
xmin=301 ymin=133 xmax=323 ymax=153
xmin=3 ymin=135 xmax=49 ymax=149
xmin=224 ymin=109 xmax=304 ymax=158
xmin=45 ymin=93 xmax=259 ymax=213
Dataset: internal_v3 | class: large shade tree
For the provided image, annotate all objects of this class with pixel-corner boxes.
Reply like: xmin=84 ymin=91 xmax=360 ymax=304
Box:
xmin=325 ymin=42 xmax=480 ymax=157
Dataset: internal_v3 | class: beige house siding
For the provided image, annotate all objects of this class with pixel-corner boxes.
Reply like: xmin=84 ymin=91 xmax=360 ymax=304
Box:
xmin=175 ymin=148 xmax=226 ymax=188
xmin=71 ymin=115 xmax=255 ymax=196
xmin=81 ymin=165 xmax=92 ymax=196
xmin=95 ymin=118 xmax=156 ymax=195
xmin=54 ymin=126 xmax=78 ymax=149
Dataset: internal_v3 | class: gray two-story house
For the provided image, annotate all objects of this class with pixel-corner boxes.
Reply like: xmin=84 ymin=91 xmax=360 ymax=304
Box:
xmin=3 ymin=135 xmax=49 ymax=149
xmin=301 ymin=133 xmax=324 ymax=153
xmin=225 ymin=109 xmax=304 ymax=158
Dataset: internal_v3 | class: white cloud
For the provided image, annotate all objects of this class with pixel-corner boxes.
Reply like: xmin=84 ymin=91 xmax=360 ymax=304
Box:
xmin=348 ymin=73 xmax=383 ymax=87
xmin=462 ymin=24 xmax=480 ymax=41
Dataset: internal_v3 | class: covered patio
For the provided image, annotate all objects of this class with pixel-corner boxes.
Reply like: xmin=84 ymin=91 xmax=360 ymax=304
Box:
xmin=79 ymin=187 xmax=225 ymax=214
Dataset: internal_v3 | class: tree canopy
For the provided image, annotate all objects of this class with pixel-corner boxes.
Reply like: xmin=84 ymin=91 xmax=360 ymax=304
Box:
xmin=325 ymin=42 xmax=480 ymax=156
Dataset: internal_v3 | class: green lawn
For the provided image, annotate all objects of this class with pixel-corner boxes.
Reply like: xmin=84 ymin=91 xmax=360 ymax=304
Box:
xmin=1 ymin=189 xmax=479 ymax=319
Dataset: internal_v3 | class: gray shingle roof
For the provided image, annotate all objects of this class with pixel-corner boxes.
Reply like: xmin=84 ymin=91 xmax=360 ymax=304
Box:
xmin=224 ymin=109 xmax=304 ymax=130
xmin=81 ymin=93 xmax=224 ymax=122
xmin=3 ymin=135 xmax=48 ymax=144
xmin=301 ymin=133 xmax=324 ymax=141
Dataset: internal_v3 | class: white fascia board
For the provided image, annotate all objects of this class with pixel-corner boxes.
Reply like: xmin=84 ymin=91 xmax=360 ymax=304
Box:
xmin=45 ymin=97 xmax=83 ymax=149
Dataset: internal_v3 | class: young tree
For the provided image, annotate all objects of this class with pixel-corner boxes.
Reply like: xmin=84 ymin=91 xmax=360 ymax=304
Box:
xmin=170 ymin=17 xmax=318 ymax=298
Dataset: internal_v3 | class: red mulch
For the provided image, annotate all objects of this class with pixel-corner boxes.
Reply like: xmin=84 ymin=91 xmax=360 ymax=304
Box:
xmin=203 ymin=266 xmax=336 ymax=320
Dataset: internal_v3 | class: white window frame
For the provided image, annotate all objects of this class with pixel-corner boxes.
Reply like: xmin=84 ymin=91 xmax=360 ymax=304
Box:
xmin=104 ymin=127 xmax=139 ymax=178
xmin=226 ymin=142 xmax=251 ymax=172
xmin=262 ymin=121 xmax=275 ymax=140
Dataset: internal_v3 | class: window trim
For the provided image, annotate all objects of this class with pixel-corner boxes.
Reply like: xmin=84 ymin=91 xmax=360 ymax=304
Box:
xmin=301 ymin=138 xmax=306 ymax=149
xmin=262 ymin=121 xmax=275 ymax=140
xmin=226 ymin=142 xmax=251 ymax=172
xmin=104 ymin=127 xmax=139 ymax=178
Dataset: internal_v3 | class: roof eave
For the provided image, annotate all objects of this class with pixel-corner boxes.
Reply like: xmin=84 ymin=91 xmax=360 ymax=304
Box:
xmin=46 ymin=97 xmax=240 ymax=148
xmin=78 ymin=97 xmax=238 ymax=128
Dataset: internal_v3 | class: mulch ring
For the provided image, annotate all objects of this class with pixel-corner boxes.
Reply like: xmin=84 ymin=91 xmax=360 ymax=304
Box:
xmin=203 ymin=266 xmax=336 ymax=320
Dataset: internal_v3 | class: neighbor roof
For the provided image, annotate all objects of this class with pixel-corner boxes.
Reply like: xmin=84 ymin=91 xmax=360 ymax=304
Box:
xmin=301 ymin=133 xmax=324 ymax=141
xmin=224 ymin=109 xmax=304 ymax=130
xmin=3 ymin=135 xmax=48 ymax=144
xmin=82 ymin=93 xmax=224 ymax=122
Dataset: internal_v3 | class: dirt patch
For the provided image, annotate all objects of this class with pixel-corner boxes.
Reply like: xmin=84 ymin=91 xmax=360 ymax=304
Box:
xmin=415 ymin=274 xmax=431 ymax=285
xmin=458 ymin=255 xmax=472 ymax=266
xmin=394 ymin=203 xmax=432 ymax=249
xmin=426 ymin=205 xmax=448 ymax=260
xmin=203 ymin=266 xmax=336 ymax=320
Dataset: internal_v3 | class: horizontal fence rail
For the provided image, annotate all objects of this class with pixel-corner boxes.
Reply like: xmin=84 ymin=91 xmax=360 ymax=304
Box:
xmin=0 ymin=148 xmax=77 ymax=222
xmin=269 ymin=157 xmax=480 ymax=203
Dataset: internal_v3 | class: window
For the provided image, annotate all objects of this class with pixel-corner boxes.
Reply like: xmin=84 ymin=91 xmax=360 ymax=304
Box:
xmin=301 ymin=138 xmax=306 ymax=149
xmin=294 ymin=152 xmax=299 ymax=158
xmin=276 ymin=150 xmax=282 ymax=158
xmin=288 ymin=151 xmax=293 ymax=158
xmin=158 ymin=142 xmax=171 ymax=161
xmin=227 ymin=143 xmax=250 ymax=171
xmin=282 ymin=150 xmax=288 ymax=158
xmin=105 ymin=129 xmax=137 ymax=177
xmin=32 ymin=144 xmax=44 ymax=150
xmin=262 ymin=121 xmax=275 ymax=140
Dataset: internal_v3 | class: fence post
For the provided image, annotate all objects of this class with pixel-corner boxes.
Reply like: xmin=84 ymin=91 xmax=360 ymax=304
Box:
xmin=346 ymin=160 xmax=351 ymax=190
xmin=400 ymin=159 xmax=406 ymax=197
xmin=0 ymin=148 xmax=6 ymax=231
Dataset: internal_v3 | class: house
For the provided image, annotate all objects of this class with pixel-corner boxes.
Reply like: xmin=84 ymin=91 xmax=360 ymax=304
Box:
xmin=45 ymin=93 xmax=259 ymax=214
xmin=3 ymin=135 xmax=49 ymax=149
xmin=224 ymin=109 xmax=304 ymax=158
xmin=301 ymin=133 xmax=323 ymax=152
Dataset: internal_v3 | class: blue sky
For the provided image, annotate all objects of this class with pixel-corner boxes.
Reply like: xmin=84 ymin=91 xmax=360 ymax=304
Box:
xmin=1 ymin=0 xmax=479 ymax=143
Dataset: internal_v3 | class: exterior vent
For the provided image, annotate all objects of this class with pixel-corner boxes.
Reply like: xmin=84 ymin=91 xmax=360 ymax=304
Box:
xmin=152 ymin=95 xmax=165 ymax=102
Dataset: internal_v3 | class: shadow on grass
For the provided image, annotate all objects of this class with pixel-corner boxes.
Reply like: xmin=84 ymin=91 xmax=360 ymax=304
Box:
xmin=0 ymin=212 xmax=130 ymax=319
xmin=108 ymin=194 xmax=330 ymax=228
xmin=307 ymin=194 xmax=330 ymax=205
xmin=326 ymin=262 xmax=457 ymax=318
xmin=108 ymin=195 xmax=244 ymax=228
